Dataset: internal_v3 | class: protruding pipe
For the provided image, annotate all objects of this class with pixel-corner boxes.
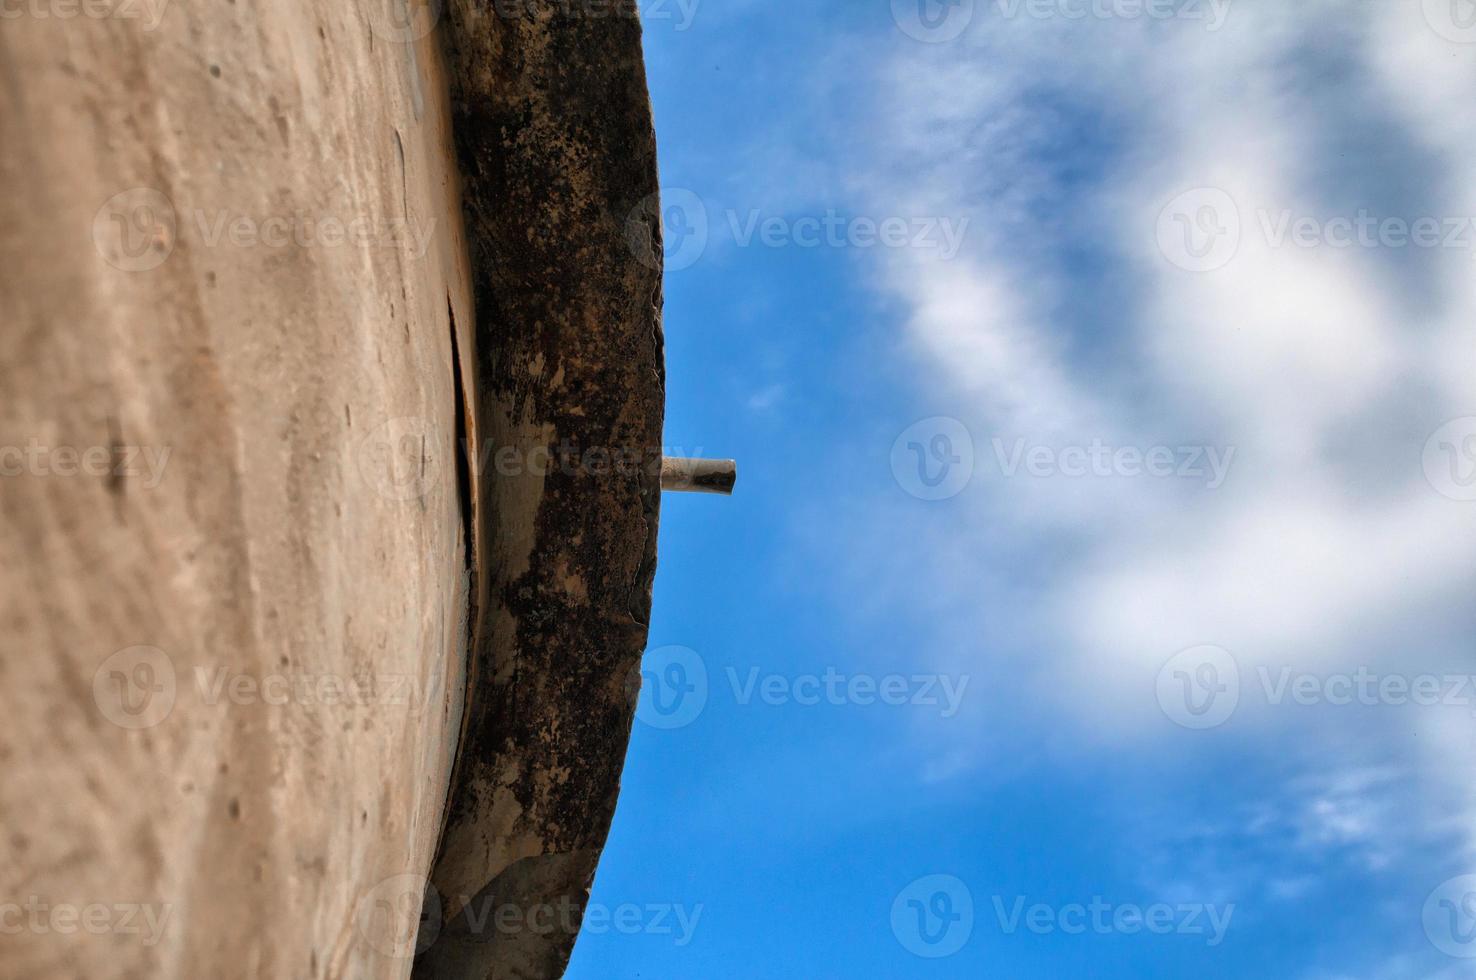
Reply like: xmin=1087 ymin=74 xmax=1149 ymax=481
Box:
xmin=661 ymin=457 xmax=737 ymax=495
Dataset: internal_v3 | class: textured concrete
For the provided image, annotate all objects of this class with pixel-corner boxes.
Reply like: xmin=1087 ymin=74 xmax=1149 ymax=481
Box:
xmin=415 ymin=2 xmax=665 ymax=978
xmin=0 ymin=3 xmax=476 ymax=977
xmin=0 ymin=2 xmax=664 ymax=977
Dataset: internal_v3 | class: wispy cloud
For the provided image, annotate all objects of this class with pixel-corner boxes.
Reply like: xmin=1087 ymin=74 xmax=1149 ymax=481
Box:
xmin=855 ymin=3 xmax=1476 ymax=711
xmin=783 ymin=0 xmax=1476 ymax=931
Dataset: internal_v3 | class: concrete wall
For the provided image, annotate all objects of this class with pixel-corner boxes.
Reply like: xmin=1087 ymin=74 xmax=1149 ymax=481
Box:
xmin=0 ymin=2 xmax=476 ymax=976
xmin=415 ymin=5 xmax=664 ymax=977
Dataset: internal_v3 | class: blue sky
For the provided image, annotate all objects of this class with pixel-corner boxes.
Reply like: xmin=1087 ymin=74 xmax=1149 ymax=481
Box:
xmin=567 ymin=2 xmax=1476 ymax=976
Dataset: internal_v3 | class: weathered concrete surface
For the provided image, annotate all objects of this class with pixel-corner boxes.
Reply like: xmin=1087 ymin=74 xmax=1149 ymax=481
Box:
xmin=415 ymin=2 xmax=665 ymax=977
xmin=0 ymin=3 xmax=477 ymax=977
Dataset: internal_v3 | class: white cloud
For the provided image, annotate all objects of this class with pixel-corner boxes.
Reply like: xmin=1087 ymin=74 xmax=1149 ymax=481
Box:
xmin=854 ymin=1 xmax=1476 ymax=701
xmin=814 ymin=0 xmax=1476 ymax=905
